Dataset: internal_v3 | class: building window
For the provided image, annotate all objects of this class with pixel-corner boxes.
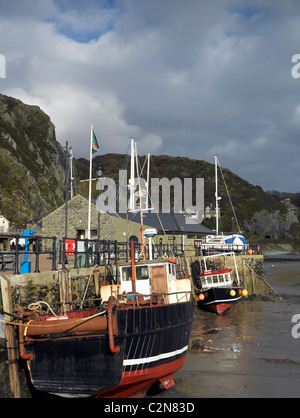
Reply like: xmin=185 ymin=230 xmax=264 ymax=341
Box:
xmin=129 ymin=235 xmax=138 ymax=243
xmin=76 ymin=230 xmax=85 ymax=239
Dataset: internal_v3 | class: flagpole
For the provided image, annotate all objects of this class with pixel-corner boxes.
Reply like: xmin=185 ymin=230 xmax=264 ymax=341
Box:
xmin=88 ymin=125 xmax=93 ymax=240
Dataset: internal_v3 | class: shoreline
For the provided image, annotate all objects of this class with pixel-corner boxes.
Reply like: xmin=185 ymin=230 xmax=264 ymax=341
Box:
xmin=264 ymin=252 xmax=300 ymax=262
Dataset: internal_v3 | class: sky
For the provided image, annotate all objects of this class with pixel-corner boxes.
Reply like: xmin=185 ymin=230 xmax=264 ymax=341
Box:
xmin=0 ymin=0 xmax=300 ymax=193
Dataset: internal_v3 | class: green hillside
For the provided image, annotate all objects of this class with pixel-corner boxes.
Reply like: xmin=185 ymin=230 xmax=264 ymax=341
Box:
xmin=76 ymin=153 xmax=283 ymax=233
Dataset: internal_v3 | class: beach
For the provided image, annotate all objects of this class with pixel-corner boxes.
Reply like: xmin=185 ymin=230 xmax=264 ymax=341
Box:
xmin=151 ymin=254 xmax=300 ymax=398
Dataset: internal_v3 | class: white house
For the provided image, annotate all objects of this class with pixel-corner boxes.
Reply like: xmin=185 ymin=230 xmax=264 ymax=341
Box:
xmin=0 ymin=215 xmax=9 ymax=232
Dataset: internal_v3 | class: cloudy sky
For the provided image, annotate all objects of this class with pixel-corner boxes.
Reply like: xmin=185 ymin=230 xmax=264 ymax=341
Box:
xmin=0 ymin=0 xmax=300 ymax=192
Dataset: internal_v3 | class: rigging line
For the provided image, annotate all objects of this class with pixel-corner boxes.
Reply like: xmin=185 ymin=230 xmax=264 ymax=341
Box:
xmin=111 ymin=143 xmax=130 ymax=210
xmin=128 ymin=150 xmax=173 ymax=255
xmin=139 ymin=154 xmax=148 ymax=177
xmin=148 ymin=194 xmax=175 ymax=257
xmin=140 ymin=155 xmax=174 ymax=255
xmin=151 ymin=156 xmax=160 ymax=179
xmin=216 ymin=156 xmax=241 ymax=233
xmin=79 ymin=267 xmax=97 ymax=309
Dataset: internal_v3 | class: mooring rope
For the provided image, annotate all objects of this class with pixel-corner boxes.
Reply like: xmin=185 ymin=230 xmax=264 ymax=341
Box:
xmin=0 ymin=306 xmax=108 ymax=328
xmin=28 ymin=301 xmax=59 ymax=319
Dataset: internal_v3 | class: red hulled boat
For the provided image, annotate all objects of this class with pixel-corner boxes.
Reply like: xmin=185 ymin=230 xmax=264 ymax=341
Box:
xmin=18 ymin=247 xmax=194 ymax=398
xmin=191 ymin=252 xmax=248 ymax=315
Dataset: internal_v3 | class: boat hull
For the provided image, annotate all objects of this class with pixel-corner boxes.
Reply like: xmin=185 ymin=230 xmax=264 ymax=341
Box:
xmin=197 ymin=287 xmax=242 ymax=315
xmin=21 ymin=301 xmax=194 ymax=398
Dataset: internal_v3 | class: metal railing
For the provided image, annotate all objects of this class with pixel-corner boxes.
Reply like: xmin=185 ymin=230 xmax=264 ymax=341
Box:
xmin=59 ymin=237 xmax=188 ymax=269
xmin=0 ymin=233 xmax=263 ymax=274
xmin=0 ymin=234 xmax=57 ymax=274
xmin=201 ymin=244 xmax=262 ymax=256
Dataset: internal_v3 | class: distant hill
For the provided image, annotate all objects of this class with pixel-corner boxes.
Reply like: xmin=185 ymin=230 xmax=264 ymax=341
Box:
xmin=0 ymin=93 xmax=296 ymax=236
xmin=75 ymin=153 xmax=283 ymax=233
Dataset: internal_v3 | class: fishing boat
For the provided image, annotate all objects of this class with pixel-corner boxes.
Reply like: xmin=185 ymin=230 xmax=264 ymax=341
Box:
xmin=202 ymin=156 xmax=248 ymax=254
xmin=18 ymin=241 xmax=194 ymax=398
xmin=18 ymin=137 xmax=195 ymax=398
xmin=191 ymin=252 xmax=248 ymax=315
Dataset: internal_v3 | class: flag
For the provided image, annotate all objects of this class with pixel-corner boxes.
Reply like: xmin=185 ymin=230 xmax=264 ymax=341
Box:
xmin=92 ymin=130 xmax=100 ymax=154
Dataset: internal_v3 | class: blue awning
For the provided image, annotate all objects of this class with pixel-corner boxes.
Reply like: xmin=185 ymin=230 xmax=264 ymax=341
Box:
xmin=224 ymin=235 xmax=248 ymax=245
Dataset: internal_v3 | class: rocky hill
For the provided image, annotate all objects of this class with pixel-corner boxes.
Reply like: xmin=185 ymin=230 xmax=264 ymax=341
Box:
xmin=0 ymin=94 xmax=66 ymax=226
xmin=0 ymin=93 xmax=298 ymax=239
xmin=76 ymin=153 xmax=296 ymax=237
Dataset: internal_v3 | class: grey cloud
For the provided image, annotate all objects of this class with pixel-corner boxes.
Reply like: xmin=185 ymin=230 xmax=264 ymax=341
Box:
xmin=0 ymin=0 xmax=299 ymax=192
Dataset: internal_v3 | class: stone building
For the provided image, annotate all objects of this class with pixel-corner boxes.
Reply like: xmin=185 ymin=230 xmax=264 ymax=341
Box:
xmin=42 ymin=194 xmax=144 ymax=242
xmin=41 ymin=194 xmax=212 ymax=251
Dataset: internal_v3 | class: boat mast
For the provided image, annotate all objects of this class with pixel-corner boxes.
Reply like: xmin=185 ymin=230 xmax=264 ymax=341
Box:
xmin=215 ymin=155 xmax=221 ymax=235
xmin=134 ymin=141 xmax=146 ymax=260
xmin=129 ymin=138 xmax=135 ymax=211
xmin=146 ymin=153 xmax=150 ymax=210
xmin=69 ymin=147 xmax=74 ymax=199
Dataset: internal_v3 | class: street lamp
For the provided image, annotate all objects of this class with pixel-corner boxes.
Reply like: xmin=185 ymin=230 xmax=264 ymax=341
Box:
xmin=95 ymin=162 xmax=104 ymax=240
xmin=95 ymin=162 xmax=104 ymax=179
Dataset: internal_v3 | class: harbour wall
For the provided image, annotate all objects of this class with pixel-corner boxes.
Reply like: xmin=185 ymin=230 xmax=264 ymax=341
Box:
xmin=186 ymin=254 xmax=281 ymax=301
xmin=1 ymin=255 xmax=279 ymax=315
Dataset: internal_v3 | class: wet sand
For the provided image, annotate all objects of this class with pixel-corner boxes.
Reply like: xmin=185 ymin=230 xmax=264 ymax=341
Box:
xmin=153 ymin=255 xmax=300 ymax=398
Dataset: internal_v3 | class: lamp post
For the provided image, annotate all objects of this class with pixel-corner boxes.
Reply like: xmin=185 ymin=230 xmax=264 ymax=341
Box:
xmin=95 ymin=162 xmax=104 ymax=240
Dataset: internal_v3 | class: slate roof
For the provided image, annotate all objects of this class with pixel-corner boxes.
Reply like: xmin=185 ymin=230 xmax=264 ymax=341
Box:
xmin=80 ymin=194 xmax=213 ymax=235
xmin=111 ymin=210 xmax=213 ymax=235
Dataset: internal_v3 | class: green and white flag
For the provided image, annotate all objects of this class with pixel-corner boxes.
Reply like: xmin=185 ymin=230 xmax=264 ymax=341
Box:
xmin=92 ymin=130 xmax=100 ymax=154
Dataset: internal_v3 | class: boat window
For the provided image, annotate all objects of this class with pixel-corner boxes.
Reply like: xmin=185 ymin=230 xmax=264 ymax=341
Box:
xmin=168 ymin=263 xmax=176 ymax=276
xmin=136 ymin=266 xmax=149 ymax=280
xmin=213 ymin=276 xmax=218 ymax=283
xmin=122 ymin=266 xmax=132 ymax=281
xmin=206 ymin=277 xmax=212 ymax=284
xmin=121 ymin=266 xmax=149 ymax=281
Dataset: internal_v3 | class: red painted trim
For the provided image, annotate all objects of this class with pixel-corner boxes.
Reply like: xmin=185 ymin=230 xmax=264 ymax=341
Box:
xmin=95 ymin=355 xmax=186 ymax=398
xmin=208 ymin=302 xmax=234 ymax=315
xmin=18 ymin=313 xmax=33 ymax=361
xmin=200 ymin=268 xmax=232 ymax=277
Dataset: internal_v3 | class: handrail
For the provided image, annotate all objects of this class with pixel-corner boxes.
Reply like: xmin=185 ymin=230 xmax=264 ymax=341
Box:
xmin=121 ymin=290 xmax=192 ymax=305
xmin=107 ymin=297 xmax=120 ymax=354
